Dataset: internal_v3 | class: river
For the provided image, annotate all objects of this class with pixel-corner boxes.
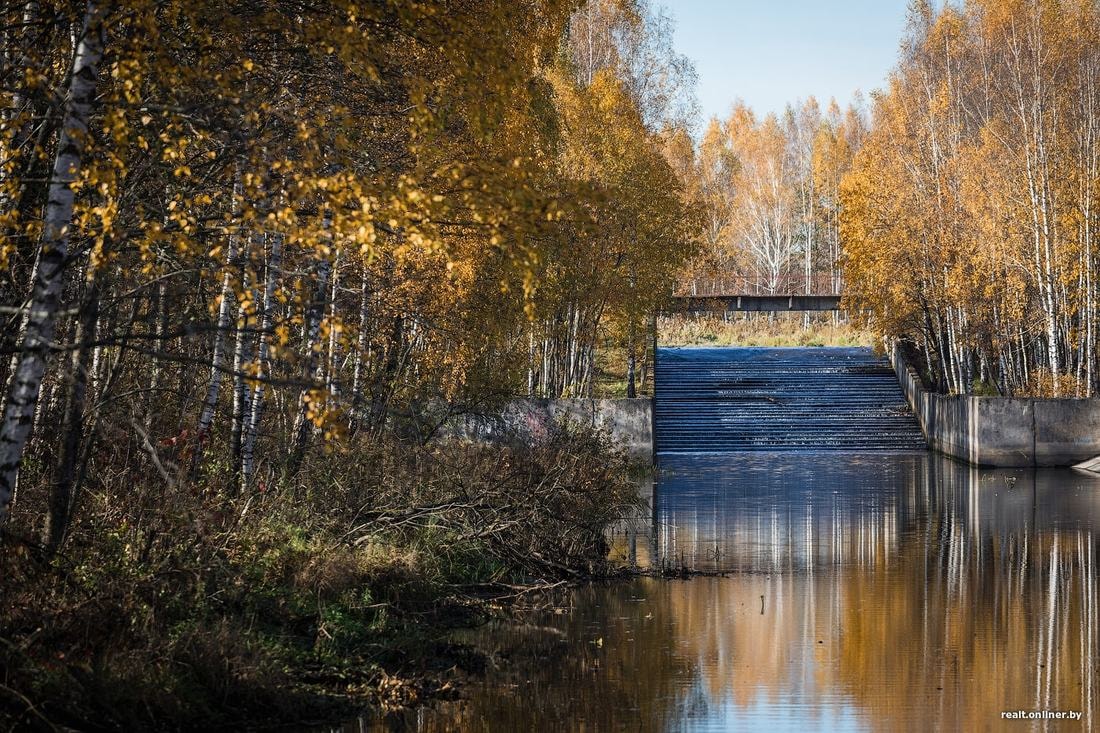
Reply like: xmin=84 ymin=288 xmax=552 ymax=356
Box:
xmin=344 ymin=452 xmax=1100 ymax=731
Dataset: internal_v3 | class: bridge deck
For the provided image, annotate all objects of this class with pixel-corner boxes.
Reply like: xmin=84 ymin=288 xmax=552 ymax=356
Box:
xmin=667 ymin=294 xmax=841 ymax=313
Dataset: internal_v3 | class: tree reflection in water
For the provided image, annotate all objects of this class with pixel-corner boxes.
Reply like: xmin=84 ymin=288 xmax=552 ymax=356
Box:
xmin=352 ymin=454 xmax=1100 ymax=732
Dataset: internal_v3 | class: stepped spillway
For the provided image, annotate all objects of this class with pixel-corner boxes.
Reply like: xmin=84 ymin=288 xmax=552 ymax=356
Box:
xmin=654 ymin=346 xmax=928 ymax=454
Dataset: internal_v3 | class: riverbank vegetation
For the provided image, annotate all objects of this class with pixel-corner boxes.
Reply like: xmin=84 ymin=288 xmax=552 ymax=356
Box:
xmin=2 ymin=427 xmax=638 ymax=729
xmin=0 ymin=0 xmax=695 ymax=727
xmin=841 ymin=0 xmax=1100 ymax=398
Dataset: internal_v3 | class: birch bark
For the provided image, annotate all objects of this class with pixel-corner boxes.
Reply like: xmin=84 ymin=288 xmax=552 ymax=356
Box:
xmin=229 ymin=245 xmax=255 ymax=487
xmin=287 ymin=252 xmax=332 ymax=477
xmin=0 ymin=1 xmax=104 ymax=523
xmin=191 ymin=174 xmax=242 ymax=475
xmin=241 ymin=233 xmax=282 ymax=491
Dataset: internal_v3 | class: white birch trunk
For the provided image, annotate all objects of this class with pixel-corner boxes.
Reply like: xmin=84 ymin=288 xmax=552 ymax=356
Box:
xmin=288 ymin=251 xmax=332 ymax=475
xmin=241 ymin=233 xmax=282 ymax=491
xmin=323 ymin=250 xmax=341 ymax=406
xmin=349 ymin=266 xmax=371 ymax=429
xmin=0 ymin=1 xmax=104 ymax=523
xmin=192 ymin=174 xmax=242 ymax=471
xmin=229 ymin=253 xmax=255 ymax=483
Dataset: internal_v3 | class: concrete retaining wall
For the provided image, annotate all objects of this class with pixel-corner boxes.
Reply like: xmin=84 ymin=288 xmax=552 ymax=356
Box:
xmin=447 ymin=398 xmax=653 ymax=461
xmin=889 ymin=342 xmax=1100 ymax=466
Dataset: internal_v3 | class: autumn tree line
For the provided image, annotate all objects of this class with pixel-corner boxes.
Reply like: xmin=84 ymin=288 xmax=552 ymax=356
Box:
xmin=842 ymin=0 xmax=1100 ymax=397
xmin=678 ymin=97 xmax=867 ymax=298
xmin=674 ymin=0 xmax=1100 ymax=399
xmin=7 ymin=0 xmax=1094 ymax=557
xmin=0 ymin=0 xmax=699 ymax=541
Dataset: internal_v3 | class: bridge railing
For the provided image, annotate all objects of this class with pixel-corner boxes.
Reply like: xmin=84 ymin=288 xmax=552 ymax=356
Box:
xmin=675 ymin=273 xmax=841 ymax=297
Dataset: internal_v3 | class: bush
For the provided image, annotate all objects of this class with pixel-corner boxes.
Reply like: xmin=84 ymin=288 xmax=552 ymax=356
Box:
xmin=0 ymin=423 xmax=637 ymax=730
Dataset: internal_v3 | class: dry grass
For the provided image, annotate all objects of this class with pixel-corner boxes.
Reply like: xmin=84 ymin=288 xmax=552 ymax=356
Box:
xmin=659 ymin=313 xmax=875 ymax=348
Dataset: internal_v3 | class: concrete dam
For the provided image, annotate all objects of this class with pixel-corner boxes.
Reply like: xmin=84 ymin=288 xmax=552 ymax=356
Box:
xmin=654 ymin=346 xmax=928 ymax=454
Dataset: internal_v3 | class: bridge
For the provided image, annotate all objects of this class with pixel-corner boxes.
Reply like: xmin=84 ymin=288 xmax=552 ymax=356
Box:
xmin=665 ymin=273 xmax=843 ymax=313
xmin=667 ymin=293 xmax=841 ymax=313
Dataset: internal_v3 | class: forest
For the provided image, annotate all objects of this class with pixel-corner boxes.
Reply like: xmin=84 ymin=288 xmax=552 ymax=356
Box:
xmin=0 ymin=0 xmax=697 ymax=727
xmin=679 ymin=0 xmax=1100 ymax=400
xmin=4 ymin=0 xmax=1099 ymax=727
xmin=842 ymin=0 xmax=1100 ymax=397
xmin=681 ymin=97 xmax=866 ymax=298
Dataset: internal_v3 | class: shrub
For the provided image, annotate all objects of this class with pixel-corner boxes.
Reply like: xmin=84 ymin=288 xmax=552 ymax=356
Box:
xmin=0 ymin=423 xmax=636 ymax=730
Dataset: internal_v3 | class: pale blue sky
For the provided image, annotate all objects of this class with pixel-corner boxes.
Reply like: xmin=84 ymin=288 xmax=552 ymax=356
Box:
xmin=667 ymin=1 xmax=913 ymax=123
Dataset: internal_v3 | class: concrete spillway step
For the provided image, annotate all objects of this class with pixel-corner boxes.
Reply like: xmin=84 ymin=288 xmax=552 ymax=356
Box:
xmin=654 ymin=346 xmax=928 ymax=454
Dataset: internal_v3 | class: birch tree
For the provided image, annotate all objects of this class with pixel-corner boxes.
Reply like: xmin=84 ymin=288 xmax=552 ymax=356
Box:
xmin=0 ymin=0 xmax=701 ymax=540
xmin=0 ymin=1 xmax=104 ymax=524
xmin=842 ymin=0 xmax=1100 ymax=397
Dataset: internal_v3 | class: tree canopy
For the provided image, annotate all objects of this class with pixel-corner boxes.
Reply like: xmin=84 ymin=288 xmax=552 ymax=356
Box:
xmin=0 ymin=0 xmax=699 ymax=528
xmin=841 ymin=0 xmax=1100 ymax=397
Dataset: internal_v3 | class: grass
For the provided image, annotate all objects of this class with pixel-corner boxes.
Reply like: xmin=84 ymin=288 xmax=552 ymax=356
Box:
xmin=659 ymin=313 xmax=875 ymax=348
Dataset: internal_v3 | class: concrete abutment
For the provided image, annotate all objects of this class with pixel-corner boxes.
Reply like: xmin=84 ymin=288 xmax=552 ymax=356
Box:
xmin=889 ymin=342 xmax=1100 ymax=467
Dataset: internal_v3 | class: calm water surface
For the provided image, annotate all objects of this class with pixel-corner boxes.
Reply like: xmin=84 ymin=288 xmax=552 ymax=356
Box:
xmin=356 ymin=453 xmax=1100 ymax=731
